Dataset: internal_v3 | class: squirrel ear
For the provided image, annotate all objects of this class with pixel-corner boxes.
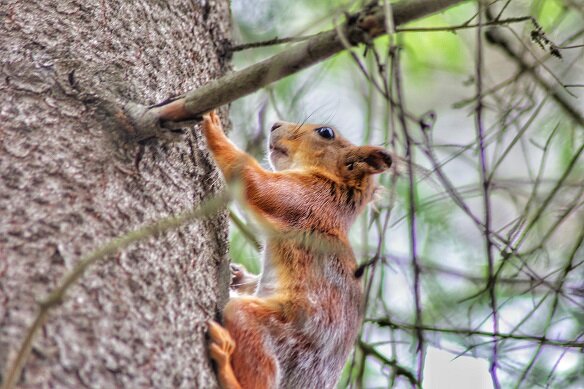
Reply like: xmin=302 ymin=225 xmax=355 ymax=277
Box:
xmin=362 ymin=147 xmax=393 ymax=174
xmin=343 ymin=146 xmax=392 ymax=176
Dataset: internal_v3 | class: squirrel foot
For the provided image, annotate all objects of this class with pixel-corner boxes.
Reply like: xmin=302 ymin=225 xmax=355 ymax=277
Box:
xmin=207 ymin=320 xmax=241 ymax=389
xmin=208 ymin=319 xmax=235 ymax=366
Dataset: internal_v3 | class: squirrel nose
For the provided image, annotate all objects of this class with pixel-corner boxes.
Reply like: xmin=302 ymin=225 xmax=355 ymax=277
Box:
xmin=271 ymin=122 xmax=284 ymax=132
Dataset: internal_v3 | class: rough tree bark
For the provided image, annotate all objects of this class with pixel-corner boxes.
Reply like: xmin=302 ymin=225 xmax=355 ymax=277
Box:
xmin=0 ymin=1 xmax=231 ymax=387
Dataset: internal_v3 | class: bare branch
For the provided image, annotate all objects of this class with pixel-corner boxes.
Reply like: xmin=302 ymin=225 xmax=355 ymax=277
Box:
xmin=485 ymin=28 xmax=584 ymax=127
xmin=229 ymin=34 xmax=318 ymax=52
xmin=147 ymin=0 xmax=467 ymax=124
xmin=474 ymin=3 xmax=500 ymax=387
xmin=368 ymin=319 xmax=584 ymax=348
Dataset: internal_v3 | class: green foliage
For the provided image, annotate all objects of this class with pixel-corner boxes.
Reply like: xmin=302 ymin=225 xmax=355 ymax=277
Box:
xmin=534 ymin=0 xmax=564 ymax=30
xmin=228 ymin=214 xmax=261 ymax=274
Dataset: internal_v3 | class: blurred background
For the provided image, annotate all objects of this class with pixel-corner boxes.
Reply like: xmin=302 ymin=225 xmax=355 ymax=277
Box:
xmin=226 ymin=0 xmax=584 ymax=387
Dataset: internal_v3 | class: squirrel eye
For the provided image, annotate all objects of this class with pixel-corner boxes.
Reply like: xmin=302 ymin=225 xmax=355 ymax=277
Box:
xmin=315 ymin=127 xmax=335 ymax=140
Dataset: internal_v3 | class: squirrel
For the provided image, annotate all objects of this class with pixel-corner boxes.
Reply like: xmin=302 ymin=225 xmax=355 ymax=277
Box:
xmin=202 ymin=111 xmax=392 ymax=389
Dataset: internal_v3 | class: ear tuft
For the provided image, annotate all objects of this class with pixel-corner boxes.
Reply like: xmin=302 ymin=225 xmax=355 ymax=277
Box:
xmin=364 ymin=148 xmax=392 ymax=174
xmin=341 ymin=146 xmax=393 ymax=177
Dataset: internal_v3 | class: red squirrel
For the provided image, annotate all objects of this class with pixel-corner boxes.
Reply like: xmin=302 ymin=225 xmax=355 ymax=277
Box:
xmin=202 ymin=112 xmax=392 ymax=389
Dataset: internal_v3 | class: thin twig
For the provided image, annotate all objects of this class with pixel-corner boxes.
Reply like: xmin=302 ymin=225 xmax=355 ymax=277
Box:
xmin=229 ymin=34 xmax=319 ymax=52
xmin=485 ymin=28 xmax=584 ymax=127
xmin=358 ymin=341 xmax=420 ymax=387
xmin=515 ymin=229 xmax=584 ymax=387
xmin=395 ymin=15 xmax=531 ymax=33
xmin=229 ymin=209 xmax=262 ymax=250
xmin=393 ymin=45 xmax=425 ymax=384
xmin=368 ymin=319 xmax=584 ymax=348
xmin=475 ymin=3 xmax=500 ymax=388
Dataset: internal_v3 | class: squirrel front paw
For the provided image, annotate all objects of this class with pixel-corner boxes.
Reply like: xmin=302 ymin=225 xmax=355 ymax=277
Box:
xmin=230 ymin=263 xmax=259 ymax=295
xmin=202 ymin=111 xmax=224 ymax=134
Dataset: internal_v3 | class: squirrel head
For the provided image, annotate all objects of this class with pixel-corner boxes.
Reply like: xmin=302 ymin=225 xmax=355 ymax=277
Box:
xmin=268 ymin=121 xmax=392 ymax=183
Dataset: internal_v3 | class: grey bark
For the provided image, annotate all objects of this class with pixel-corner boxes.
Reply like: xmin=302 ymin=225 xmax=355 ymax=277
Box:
xmin=0 ymin=0 xmax=231 ymax=387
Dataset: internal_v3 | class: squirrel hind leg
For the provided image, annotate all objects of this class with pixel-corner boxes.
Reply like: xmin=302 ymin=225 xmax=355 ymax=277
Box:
xmin=223 ymin=299 xmax=280 ymax=389
xmin=207 ymin=320 xmax=242 ymax=389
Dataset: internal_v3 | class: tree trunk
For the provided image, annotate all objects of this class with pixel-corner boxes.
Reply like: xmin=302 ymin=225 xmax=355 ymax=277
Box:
xmin=0 ymin=1 xmax=231 ymax=387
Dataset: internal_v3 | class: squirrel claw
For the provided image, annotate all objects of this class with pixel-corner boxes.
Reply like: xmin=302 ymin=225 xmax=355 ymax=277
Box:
xmin=229 ymin=263 xmax=259 ymax=295
xmin=203 ymin=111 xmax=222 ymax=130
xmin=230 ymin=263 xmax=245 ymax=285
xmin=207 ymin=320 xmax=236 ymax=366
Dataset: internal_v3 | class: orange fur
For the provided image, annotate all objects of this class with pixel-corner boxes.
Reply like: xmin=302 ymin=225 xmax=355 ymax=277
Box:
xmin=203 ymin=112 xmax=392 ymax=388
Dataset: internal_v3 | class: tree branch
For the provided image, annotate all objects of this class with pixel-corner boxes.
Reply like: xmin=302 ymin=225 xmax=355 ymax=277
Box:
xmin=368 ymin=319 xmax=584 ymax=348
xmin=358 ymin=340 xmax=419 ymax=387
xmin=485 ymin=26 xmax=584 ymax=128
xmin=147 ymin=0 xmax=467 ymax=124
